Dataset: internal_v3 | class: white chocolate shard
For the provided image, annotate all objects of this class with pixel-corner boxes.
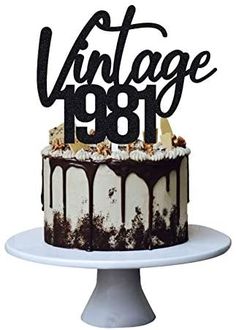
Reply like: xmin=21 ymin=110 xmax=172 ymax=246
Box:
xmin=69 ymin=128 xmax=96 ymax=153
xmin=160 ymin=132 xmax=173 ymax=150
xmin=160 ymin=118 xmax=173 ymax=136
xmin=49 ymin=123 xmax=88 ymax=152
xmin=49 ymin=123 xmax=64 ymax=145
xmin=69 ymin=141 xmax=88 ymax=153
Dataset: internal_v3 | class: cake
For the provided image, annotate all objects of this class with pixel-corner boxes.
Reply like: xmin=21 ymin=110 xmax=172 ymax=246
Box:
xmin=41 ymin=120 xmax=190 ymax=251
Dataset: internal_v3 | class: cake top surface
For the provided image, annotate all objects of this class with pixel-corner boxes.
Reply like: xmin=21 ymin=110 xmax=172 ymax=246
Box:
xmin=42 ymin=120 xmax=190 ymax=162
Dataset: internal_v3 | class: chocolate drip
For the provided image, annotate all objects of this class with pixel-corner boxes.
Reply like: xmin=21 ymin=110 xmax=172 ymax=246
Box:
xmin=44 ymin=155 xmax=188 ymax=250
xmin=48 ymin=157 xmax=99 ymax=250
xmin=176 ymin=165 xmax=181 ymax=221
xmin=41 ymin=158 xmax=44 ymax=211
xmin=107 ymin=158 xmax=183 ymax=190
xmin=62 ymin=170 xmax=67 ymax=219
xmin=49 ymin=166 xmax=54 ymax=209
xmin=148 ymin=186 xmax=154 ymax=249
xmin=107 ymin=157 xmax=184 ymax=248
xmin=121 ymin=176 xmax=126 ymax=224
xmin=186 ymin=156 xmax=190 ymax=203
xmin=86 ymin=163 xmax=100 ymax=249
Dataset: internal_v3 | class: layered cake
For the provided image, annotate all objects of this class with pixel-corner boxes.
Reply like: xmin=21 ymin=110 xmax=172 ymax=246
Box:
xmin=41 ymin=120 xmax=190 ymax=251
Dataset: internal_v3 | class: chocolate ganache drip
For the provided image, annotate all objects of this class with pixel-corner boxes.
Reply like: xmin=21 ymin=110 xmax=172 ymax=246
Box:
xmin=187 ymin=156 xmax=190 ymax=203
xmin=41 ymin=157 xmax=44 ymax=211
xmin=48 ymin=157 xmax=99 ymax=250
xmin=107 ymin=158 xmax=184 ymax=248
xmin=42 ymin=155 xmax=188 ymax=250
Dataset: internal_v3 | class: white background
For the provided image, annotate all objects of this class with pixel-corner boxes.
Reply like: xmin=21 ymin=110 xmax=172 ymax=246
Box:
xmin=0 ymin=0 xmax=235 ymax=329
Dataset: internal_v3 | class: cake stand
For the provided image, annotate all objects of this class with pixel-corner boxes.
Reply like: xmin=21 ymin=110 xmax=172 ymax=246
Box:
xmin=5 ymin=224 xmax=231 ymax=328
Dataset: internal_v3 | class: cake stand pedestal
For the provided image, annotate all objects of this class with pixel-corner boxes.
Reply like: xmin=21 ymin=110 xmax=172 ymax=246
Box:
xmin=82 ymin=268 xmax=155 ymax=327
xmin=5 ymin=225 xmax=231 ymax=328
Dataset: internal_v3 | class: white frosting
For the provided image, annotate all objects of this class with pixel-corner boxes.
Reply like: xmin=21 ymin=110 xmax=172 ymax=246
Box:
xmin=43 ymin=156 xmax=188 ymax=233
xmin=177 ymin=147 xmax=187 ymax=157
xmin=185 ymin=147 xmax=191 ymax=155
xmin=164 ymin=146 xmax=191 ymax=159
xmin=125 ymin=173 xmax=149 ymax=229
xmin=49 ymin=148 xmax=63 ymax=157
xmin=153 ymin=142 xmax=162 ymax=151
xmin=165 ymin=148 xmax=178 ymax=159
xmin=75 ymin=149 xmax=91 ymax=161
xmin=112 ymin=150 xmax=129 ymax=160
xmin=43 ymin=158 xmax=53 ymax=226
xmin=150 ymin=150 xmax=165 ymax=161
xmin=41 ymin=143 xmax=190 ymax=162
xmin=134 ymin=140 xmax=144 ymax=150
xmin=66 ymin=167 xmax=89 ymax=230
xmin=41 ymin=146 xmax=52 ymax=156
xmin=91 ymin=152 xmax=111 ymax=161
xmin=179 ymin=157 xmax=188 ymax=226
xmin=94 ymin=165 xmax=121 ymax=229
xmin=130 ymin=150 xmax=148 ymax=161
xmin=63 ymin=149 xmax=75 ymax=159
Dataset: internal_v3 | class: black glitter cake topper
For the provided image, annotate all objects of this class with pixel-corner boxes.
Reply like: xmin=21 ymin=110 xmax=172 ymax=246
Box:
xmin=37 ymin=5 xmax=217 ymax=145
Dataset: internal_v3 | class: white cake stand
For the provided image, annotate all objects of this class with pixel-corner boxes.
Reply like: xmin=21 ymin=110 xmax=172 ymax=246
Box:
xmin=5 ymin=224 xmax=231 ymax=328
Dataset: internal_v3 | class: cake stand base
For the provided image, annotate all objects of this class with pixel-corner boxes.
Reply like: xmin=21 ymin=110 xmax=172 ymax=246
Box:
xmin=82 ymin=269 xmax=155 ymax=328
xmin=5 ymin=225 xmax=231 ymax=328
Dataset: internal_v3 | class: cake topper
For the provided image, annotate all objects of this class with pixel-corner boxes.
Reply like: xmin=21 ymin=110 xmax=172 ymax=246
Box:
xmin=37 ymin=5 xmax=217 ymax=145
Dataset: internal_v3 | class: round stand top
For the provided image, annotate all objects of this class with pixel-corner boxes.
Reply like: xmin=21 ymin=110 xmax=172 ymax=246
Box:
xmin=5 ymin=225 xmax=231 ymax=269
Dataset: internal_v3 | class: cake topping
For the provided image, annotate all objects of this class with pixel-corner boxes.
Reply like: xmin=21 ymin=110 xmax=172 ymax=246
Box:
xmin=69 ymin=140 xmax=88 ymax=153
xmin=125 ymin=139 xmax=144 ymax=153
xmin=160 ymin=118 xmax=174 ymax=150
xmin=49 ymin=123 xmax=90 ymax=153
xmin=96 ymin=140 xmax=111 ymax=156
xmin=126 ymin=143 xmax=135 ymax=153
xmin=42 ymin=121 xmax=190 ymax=161
xmin=143 ymin=143 xmax=154 ymax=156
xmin=91 ymin=152 xmax=111 ymax=161
xmin=160 ymin=132 xmax=173 ymax=150
xmin=49 ymin=123 xmax=64 ymax=146
xmin=172 ymin=135 xmax=186 ymax=148
xmin=160 ymin=118 xmax=173 ymax=136
xmin=52 ymin=139 xmax=65 ymax=151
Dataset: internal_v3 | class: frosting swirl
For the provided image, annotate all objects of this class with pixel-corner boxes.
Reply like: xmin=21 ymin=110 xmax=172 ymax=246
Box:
xmin=75 ymin=149 xmax=91 ymax=161
xmin=42 ymin=142 xmax=190 ymax=162
xmin=130 ymin=150 xmax=148 ymax=161
xmin=112 ymin=150 xmax=129 ymax=160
